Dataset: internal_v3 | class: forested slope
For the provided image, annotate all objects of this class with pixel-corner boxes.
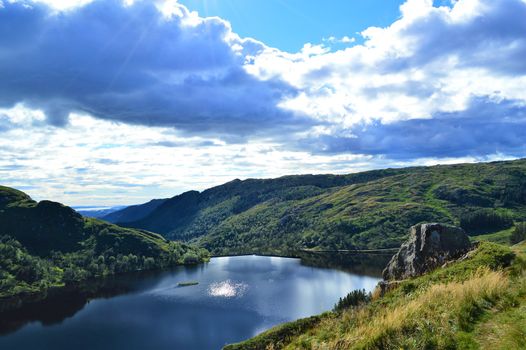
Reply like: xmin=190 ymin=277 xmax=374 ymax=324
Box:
xmin=0 ymin=186 xmax=208 ymax=307
xmin=113 ymin=159 xmax=526 ymax=255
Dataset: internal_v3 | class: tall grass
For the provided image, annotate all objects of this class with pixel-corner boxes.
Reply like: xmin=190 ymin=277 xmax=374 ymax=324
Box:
xmin=306 ymin=270 xmax=508 ymax=349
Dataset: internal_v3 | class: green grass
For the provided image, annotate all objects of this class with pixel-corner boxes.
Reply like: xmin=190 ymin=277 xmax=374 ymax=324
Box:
xmin=470 ymin=227 xmax=515 ymax=245
xmin=513 ymin=241 xmax=526 ymax=255
xmin=224 ymin=315 xmax=325 ymax=350
xmin=474 ymin=299 xmax=526 ymax=349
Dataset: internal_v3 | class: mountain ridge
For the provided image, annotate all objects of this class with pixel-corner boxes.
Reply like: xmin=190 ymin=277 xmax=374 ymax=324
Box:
xmin=106 ymin=159 xmax=526 ymax=255
xmin=102 ymin=198 xmax=167 ymax=223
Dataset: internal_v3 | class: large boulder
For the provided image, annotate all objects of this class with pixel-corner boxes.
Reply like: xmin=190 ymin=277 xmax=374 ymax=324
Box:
xmin=383 ymin=223 xmax=472 ymax=280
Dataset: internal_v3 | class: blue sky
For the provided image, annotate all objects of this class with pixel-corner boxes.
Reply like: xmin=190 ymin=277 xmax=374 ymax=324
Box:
xmin=0 ymin=0 xmax=525 ymax=206
xmin=178 ymin=0 xmax=406 ymax=52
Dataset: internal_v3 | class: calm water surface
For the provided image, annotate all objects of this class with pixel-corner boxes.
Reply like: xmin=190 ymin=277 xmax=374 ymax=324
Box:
xmin=0 ymin=255 xmax=380 ymax=350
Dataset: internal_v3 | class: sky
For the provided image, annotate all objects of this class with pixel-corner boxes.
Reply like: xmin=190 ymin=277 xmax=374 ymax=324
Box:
xmin=178 ymin=0 xmax=407 ymax=52
xmin=0 ymin=0 xmax=525 ymax=206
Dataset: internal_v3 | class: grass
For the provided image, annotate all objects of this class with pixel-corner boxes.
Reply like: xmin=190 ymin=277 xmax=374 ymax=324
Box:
xmin=474 ymin=300 xmax=526 ymax=349
xmin=223 ymin=315 xmax=325 ymax=350
xmin=470 ymin=227 xmax=515 ymax=245
xmin=224 ymin=241 xmax=526 ymax=349
xmin=311 ymin=270 xmax=508 ymax=349
xmin=513 ymin=241 xmax=526 ymax=255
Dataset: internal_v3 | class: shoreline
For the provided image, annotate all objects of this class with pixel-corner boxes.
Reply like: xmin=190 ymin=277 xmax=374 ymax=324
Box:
xmin=1 ymin=251 xmax=388 ymax=315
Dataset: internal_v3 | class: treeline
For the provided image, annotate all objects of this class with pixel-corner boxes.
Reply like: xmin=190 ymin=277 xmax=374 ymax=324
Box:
xmin=459 ymin=209 xmax=513 ymax=234
xmin=0 ymin=235 xmax=209 ymax=300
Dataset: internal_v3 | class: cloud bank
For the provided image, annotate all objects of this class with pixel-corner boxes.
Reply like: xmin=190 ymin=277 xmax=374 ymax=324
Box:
xmin=249 ymin=0 xmax=526 ymax=158
xmin=1 ymin=0 xmax=526 ymax=203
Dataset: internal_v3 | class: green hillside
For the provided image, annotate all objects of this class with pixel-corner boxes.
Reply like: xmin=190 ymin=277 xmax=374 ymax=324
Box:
xmin=118 ymin=159 xmax=526 ymax=255
xmin=0 ymin=186 xmax=209 ymax=307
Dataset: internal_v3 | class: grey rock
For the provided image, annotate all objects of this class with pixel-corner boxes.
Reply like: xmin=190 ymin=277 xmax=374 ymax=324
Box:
xmin=383 ymin=223 xmax=472 ymax=280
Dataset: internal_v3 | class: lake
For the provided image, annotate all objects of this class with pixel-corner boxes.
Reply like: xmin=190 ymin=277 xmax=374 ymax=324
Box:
xmin=0 ymin=255 xmax=380 ymax=350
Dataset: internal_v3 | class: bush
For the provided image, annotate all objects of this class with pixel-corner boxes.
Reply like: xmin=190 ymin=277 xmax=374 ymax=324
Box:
xmin=183 ymin=252 xmax=199 ymax=265
xmin=333 ymin=289 xmax=371 ymax=312
xmin=510 ymin=222 xmax=526 ymax=244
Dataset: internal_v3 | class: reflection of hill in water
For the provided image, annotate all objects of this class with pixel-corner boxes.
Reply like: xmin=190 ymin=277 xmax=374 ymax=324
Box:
xmin=0 ymin=293 xmax=89 ymax=335
xmin=0 ymin=269 xmax=172 ymax=335
xmin=298 ymin=251 xmax=391 ymax=277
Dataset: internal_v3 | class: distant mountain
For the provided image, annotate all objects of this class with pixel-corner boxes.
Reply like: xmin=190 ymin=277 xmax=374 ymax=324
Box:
xmin=102 ymin=199 xmax=167 ymax=223
xmin=0 ymin=186 xmax=208 ymax=308
xmin=74 ymin=205 xmax=126 ymax=219
xmin=116 ymin=159 xmax=526 ymax=255
xmin=117 ymin=170 xmax=403 ymax=239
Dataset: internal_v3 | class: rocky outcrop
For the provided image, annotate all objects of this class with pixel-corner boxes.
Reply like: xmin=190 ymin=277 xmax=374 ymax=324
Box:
xmin=383 ymin=223 xmax=472 ymax=280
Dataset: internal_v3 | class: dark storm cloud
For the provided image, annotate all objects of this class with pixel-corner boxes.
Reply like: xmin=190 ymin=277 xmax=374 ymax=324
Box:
xmin=0 ymin=0 xmax=312 ymax=138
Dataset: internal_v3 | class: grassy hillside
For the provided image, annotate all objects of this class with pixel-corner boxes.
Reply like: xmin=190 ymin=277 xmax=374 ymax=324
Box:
xmin=224 ymin=241 xmax=526 ymax=349
xmin=117 ymin=159 xmax=526 ymax=255
xmin=0 ymin=186 xmax=209 ymax=307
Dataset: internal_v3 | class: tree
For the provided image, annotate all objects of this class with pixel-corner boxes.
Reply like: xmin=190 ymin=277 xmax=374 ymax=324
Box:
xmin=459 ymin=209 xmax=513 ymax=234
xmin=144 ymin=257 xmax=156 ymax=270
xmin=333 ymin=289 xmax=371 ymax=312
xmin=183 ymin=252 xmax=199 ymax=265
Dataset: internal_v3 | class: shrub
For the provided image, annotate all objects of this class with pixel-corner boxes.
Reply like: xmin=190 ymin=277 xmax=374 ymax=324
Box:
xmin=182 ymin=252 xmax=199 ymax=265
xmin=334 ymin=289 xmax=371 ymax=312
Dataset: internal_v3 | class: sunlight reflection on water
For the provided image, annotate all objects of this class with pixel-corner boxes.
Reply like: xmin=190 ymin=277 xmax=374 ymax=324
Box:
xmin=208 ymin=280 xmax=248 ymax=298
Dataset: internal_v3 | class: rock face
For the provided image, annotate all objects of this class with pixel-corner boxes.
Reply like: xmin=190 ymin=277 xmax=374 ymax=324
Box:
xmin=383 ymin=223 xmax=472 ymax=280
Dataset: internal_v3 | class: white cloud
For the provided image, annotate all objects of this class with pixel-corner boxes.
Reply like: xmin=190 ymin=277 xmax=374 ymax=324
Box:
xmin=246 ymin=0 xmax=526 ymax=133
xmin=29 ymin=0 xmax=94 ymax=10
xmin=340 ymin=36 xmax=355 ymax=43
xmin=1 ymin=102 xmax=520 ymax=205
xmin=323 ymin=36 xmax=356 ymax=44
xmin=0 ymin=105 xmax=382 ymax=205
xmin=399 ymin=0 xmax=434 ymax=20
